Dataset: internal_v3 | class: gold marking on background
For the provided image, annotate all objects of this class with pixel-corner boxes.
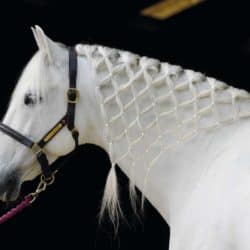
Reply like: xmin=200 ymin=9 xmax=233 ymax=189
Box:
xmin=141 ymin=0 xmax=205 ymax=20
xmin=43 ymin=123 xmax=63 ymax=142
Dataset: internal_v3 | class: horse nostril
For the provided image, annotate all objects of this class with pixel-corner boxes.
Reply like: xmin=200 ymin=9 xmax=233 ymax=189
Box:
xmin=6 ymin=176 xmax=16 ymax=188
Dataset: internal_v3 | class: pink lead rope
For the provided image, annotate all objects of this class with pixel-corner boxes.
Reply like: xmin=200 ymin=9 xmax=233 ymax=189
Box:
xmin=0 ymin=195 xmax=32 ymax=224
xmin=0 ymin=171 xmax=57 ymax=225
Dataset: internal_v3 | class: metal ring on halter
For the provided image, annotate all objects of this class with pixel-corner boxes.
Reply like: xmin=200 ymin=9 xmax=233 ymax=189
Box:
xmin=41 ymin=170 xmax=57 ymax=185
xmin=66 ymin=88 xmax=80 ymax=104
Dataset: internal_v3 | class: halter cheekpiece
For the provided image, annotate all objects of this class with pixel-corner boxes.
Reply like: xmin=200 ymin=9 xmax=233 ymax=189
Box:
xmin=0 ymin=47 xmax=80 ymax=224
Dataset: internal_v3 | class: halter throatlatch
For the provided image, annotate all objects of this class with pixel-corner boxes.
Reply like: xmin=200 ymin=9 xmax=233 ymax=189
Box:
xmin=0 ymin=46 xmax=80 ymax=223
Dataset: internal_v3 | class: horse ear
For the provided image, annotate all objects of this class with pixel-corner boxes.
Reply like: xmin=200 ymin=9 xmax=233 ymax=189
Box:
xmin=31 ymin=27 xmax=43 ymax=51
xmin=31 ymin=25 xmax=64 ymax=64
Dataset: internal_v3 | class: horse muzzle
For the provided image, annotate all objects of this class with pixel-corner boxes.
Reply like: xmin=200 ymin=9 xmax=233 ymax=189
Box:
xmin=0 ymin=171 xmax=21 ymax=202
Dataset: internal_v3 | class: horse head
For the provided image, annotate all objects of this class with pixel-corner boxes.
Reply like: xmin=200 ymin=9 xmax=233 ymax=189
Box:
xmin=0 ymin=26 xmax=94 ymax=201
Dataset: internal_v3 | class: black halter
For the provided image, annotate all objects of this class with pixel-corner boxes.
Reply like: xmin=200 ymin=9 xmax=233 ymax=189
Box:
xmin=0 ymin=47 xmax=80 ymax=179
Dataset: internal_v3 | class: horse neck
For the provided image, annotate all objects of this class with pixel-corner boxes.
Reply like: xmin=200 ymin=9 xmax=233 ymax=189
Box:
xmin=76 ymin=54 xmax=106 ymax=148
xmin=76 ymin=44 xmax=250 ymax=224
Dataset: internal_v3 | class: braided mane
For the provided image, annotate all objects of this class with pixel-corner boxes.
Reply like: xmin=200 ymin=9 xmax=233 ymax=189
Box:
xmin=76 ymin=44 xmax=250 ymax=225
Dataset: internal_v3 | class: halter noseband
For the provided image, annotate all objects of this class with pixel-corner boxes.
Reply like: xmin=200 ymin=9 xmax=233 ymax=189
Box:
xmin=0 ymin=47 xmax=80 ymax=179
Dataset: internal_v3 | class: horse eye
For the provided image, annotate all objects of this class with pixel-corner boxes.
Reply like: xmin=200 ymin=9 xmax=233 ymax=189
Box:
xmin=24 ymin=93 xmax=42 ymax=106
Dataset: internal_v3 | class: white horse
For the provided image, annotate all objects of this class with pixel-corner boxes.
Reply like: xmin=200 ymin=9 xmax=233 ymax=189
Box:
xmin=1 ymin=26 xmax=250 ymax=250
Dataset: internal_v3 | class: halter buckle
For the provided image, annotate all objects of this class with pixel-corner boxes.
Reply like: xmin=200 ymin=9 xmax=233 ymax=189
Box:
xmin=31 ymin=143 xmax=43 ymax=156
xmin=67 ymin=88 xmax=80 ymax=104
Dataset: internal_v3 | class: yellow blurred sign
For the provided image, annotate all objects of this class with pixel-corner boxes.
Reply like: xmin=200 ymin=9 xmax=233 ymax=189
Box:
xmin=141 ymin=0 xmax=205 ymax=20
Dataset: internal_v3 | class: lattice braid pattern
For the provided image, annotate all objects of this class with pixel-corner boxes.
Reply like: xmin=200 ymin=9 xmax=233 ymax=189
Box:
xmin=76 ymin=44 xmax=250 ymax=215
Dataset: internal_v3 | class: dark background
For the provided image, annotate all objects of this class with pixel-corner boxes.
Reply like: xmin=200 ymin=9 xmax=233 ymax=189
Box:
xmin=0 ymin=0 xmax=249 ymax=249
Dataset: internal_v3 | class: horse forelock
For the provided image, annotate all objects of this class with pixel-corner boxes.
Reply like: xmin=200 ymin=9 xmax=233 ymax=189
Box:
xmin=12 ymin=52 xmax=55 ymax=105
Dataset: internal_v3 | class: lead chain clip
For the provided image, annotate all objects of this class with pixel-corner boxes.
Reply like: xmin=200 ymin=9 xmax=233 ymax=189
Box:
xmin=29 ymin=170 xmax=58 ymax=204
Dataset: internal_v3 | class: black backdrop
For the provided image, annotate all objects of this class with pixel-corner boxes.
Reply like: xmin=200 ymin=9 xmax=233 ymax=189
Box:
xmin=0 ymin=1 xmax=249 ymax=249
